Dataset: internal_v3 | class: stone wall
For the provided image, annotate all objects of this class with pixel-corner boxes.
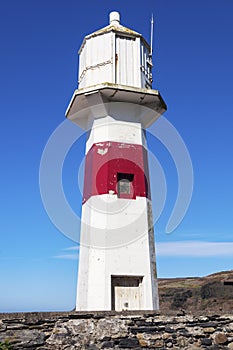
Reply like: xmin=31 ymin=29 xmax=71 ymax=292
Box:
xmin=0 ymin=311 xmax=233 ymax=349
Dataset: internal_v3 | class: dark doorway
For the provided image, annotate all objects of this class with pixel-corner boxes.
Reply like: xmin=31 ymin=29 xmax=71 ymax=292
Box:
xmin=111 ymin=275 xmax=143 ymax=311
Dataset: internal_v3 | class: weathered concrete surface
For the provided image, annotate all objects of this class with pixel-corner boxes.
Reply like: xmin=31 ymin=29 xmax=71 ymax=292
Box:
xmin=0 ymin=311 xmax=233 ymax=349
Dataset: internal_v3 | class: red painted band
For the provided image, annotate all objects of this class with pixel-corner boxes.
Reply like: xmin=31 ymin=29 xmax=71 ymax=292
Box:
xmin=82 ymin=141 xmax=151 ymax=204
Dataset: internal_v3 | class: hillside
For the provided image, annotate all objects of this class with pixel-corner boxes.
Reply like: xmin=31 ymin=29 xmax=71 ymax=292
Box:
xmin=158 ymin=270 xmax=233 ymax=314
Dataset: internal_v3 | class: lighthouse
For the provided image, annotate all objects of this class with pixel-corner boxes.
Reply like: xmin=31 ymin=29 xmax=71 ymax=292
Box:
xmin=66 ymin=12 xmax=166 ymax=311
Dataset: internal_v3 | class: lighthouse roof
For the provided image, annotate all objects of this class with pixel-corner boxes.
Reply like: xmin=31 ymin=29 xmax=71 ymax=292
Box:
xmin=79 ymin=11 xmax=150 ymax=54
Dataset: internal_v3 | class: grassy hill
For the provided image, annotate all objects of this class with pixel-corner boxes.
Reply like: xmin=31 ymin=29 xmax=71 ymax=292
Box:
xmin=158 ymin=270 xmax=233 ymax=314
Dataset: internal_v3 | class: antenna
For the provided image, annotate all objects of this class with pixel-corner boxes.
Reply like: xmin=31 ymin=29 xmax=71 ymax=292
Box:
xmin=150 ymin=13 xmax=154 ymax=57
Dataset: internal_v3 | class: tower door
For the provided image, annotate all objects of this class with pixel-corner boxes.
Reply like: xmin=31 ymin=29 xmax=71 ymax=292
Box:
xmin=111 ymin=276 xmax=143 ymax=311
xmin=115 ymin=35 xmax=137 ymax=86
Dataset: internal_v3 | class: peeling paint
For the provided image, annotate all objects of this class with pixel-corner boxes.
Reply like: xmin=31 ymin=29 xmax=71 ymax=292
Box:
xmin=96 ymin=142 xmax=111 ymax=147
xmin=118 ymin=143 xmax=136 ymax=149
xmin=97 ymin=148 xmax=108 ymax=156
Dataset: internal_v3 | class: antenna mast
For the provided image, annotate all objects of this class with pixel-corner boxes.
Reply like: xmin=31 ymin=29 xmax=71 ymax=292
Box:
xmin=150 ymin=13 xmax=154 ymax=57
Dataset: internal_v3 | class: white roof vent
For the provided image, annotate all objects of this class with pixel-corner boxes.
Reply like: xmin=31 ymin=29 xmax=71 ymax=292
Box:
xmin=109 ymin=11 xmax=120 ymax=26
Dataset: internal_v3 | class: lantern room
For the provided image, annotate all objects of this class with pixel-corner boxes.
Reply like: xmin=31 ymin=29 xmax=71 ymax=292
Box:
xmin=78 ymin=11 xmax=153 ymax=90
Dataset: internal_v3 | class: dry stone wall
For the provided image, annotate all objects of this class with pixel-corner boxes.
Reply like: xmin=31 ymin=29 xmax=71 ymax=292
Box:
xmin=0 ymin=311 xmax=233 ymax=349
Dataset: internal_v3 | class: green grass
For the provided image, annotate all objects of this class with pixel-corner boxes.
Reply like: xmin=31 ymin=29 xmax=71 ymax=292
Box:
xmin=0 ymin=340 xmax=12 ymax=350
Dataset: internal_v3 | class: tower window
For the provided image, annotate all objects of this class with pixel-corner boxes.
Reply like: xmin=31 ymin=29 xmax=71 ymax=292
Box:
xmin=117 ymin=173 xmax=134 ymax=198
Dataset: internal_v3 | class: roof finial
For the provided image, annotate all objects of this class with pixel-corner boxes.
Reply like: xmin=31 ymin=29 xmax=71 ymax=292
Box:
xmin=109 ymin=11 xmax=120 ymax=26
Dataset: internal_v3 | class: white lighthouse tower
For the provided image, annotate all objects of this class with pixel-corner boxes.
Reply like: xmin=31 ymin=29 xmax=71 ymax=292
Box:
xmin=66 ymin=12 xmax=166 ymax=311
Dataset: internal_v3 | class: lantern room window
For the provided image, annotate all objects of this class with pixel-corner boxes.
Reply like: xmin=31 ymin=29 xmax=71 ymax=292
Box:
xmin=117 ymin=173 xmax=134 ymax=198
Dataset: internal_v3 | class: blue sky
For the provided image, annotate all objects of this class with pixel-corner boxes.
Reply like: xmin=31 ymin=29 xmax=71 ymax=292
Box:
xmin=0 ymin=0 xmax=233 ymax=312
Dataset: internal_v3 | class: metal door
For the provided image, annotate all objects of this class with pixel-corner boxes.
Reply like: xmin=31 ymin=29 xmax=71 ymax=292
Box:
xmin=111 ymin=276 xmax=143 ymax=311
xmin=115 ymin=35 xmax=137 ymax=86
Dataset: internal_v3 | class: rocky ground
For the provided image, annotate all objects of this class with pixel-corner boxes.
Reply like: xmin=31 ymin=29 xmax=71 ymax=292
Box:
xmin=0 ymin=270 xmax=232 ymax=349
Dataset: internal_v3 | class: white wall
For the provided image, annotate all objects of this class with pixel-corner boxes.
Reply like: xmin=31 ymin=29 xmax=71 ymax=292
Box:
xmin=76 ymin=195 xmax=158 ymax=311
xmin=78 ymin=31 xmax=151 ymax=89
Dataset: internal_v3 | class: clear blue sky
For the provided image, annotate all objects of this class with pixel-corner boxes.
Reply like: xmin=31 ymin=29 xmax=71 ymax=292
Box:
xmin=0 ymin=0 xmax=233 ymax=312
